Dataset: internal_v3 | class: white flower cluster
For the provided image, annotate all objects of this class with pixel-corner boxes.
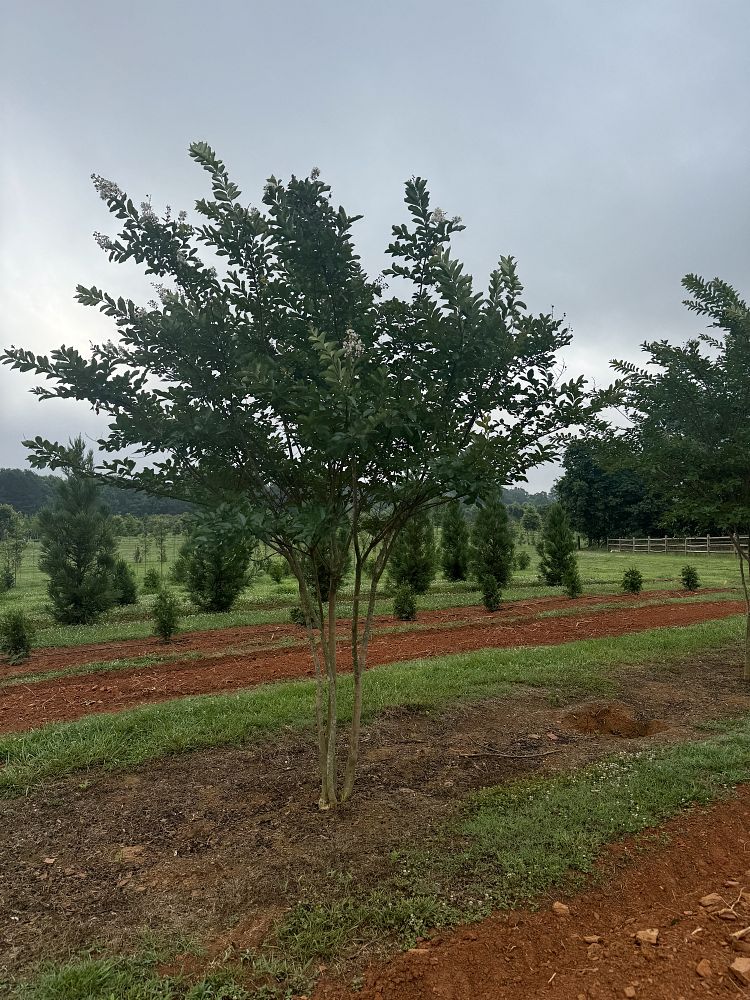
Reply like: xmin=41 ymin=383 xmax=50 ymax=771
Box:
xmin=152 ymin=283 xmax=170 ymax=304
xmin=342 ymin=328 xmax=364 ymax=360
xmin=310 ymin=166 xmax=321 ymax=180
xmin=147 ymin=299 xmax=159 ymax=311
xmin=93 ymin=231 xmax=114 ymax=251
xmin=430 ymin=207 xmax=446 ymax=225
xmin=140 ymin=200 xmax=158 ymax=224
xmin=178 ymin=209 xmax=188 ymax=223
xmin=91 ymin=173 xmax=124 ymax=201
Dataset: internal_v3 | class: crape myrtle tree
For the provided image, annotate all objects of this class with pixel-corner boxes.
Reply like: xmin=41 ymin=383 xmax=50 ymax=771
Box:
xmin=613 ymin=274 xmax=750 ymax=679
xmin=2 ymin=144 xmax=613 ymax=808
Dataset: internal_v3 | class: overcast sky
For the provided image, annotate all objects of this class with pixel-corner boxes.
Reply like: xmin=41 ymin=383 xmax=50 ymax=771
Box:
xmin=1 ymin=0 xmax=748 ymax=491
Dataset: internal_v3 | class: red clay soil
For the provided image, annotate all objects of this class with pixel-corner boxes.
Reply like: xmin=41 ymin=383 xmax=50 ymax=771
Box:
xmin=0 ymin=595 xmax=744 ymax=735
xmin=319 ymin=788 xmax=750 ymax=1000
xmin=3 ymin=589 xmax=731 ymax=677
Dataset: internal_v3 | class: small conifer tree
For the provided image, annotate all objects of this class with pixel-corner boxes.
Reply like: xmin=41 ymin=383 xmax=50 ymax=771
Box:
xmin=537 ymin=503 xmax=578 ymax=586
xmin=469 ymin=496 xmax=515 ymax=610
xmin=681 ymin=565 xmax=700 ymax=591
xmin=440 ymin=500 xmax=469 ymax=581
xmin=0 ymin=609 xmax=34 ymax=664
xmin=563 ymin=561 xmax=583 ymax=598
xmin=37 ymin=439 xmax=118 ymax=625
xmin=388 ymin=513 xmax=436 ymax=595
xmin=113 ymin=558 xmax=138 ymax=605
xmin=622 ymin=567 xmax=643 ymax=594
xmin=393 ymin=583 xmax=417 ymax=620
xmin=153 ymin=587 xmax=181 ymax=642
xmin=178 ymin=511 xmax=257 ymax=612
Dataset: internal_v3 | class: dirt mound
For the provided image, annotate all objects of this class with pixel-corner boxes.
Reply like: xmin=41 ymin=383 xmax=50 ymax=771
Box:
xmin=561 ymin=701 xmax=666 ymax=737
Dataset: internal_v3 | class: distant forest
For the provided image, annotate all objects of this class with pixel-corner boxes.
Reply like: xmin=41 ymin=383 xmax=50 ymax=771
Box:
xmin=0 ymin=467 xmax=550 ymax=518
xmin=0 ymin=468 xmax=192 ymax=517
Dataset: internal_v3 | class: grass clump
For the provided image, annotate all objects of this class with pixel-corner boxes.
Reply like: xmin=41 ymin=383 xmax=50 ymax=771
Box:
xmin=10 ymin=954 xmax=251 ymax=1000
xmin=278 ymin=892 xmax=463 ymax=961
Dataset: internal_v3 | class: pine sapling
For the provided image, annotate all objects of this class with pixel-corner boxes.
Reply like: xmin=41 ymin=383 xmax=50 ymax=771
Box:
xmin=393 ymin=583 xmax=417 ymax=621
xmin=0 ymin=609 xmax=34 ymax=664
xmin=681 ymin=565 xmax=700 ymax=591
xmin=153 ymin=587 xmax=181 ymax=643
xmin=622 ymin=567 xmax=643 ymax=594
xmin=481 ymin=575 xmax=501 ymax=612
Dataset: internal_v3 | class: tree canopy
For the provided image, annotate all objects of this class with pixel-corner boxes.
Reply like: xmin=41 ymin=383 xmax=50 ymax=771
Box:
xmin=613 ymin=273 xmax=750 ymax=677
xmin=2 ymin=145 xmax=613 ymax=805
xmin=555 ymin=439 xmax=666 ymax=544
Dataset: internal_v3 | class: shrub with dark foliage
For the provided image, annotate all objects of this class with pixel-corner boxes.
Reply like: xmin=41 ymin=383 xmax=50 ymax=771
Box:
xmin=388 ymin=513 xmax=436 ymax=595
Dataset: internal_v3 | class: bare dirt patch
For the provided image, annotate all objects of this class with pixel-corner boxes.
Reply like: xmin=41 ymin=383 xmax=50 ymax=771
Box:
xmin=561 ymin=701 xmax=666 ymax=737
xmin=0 ymin=592 xmax=743 ymax=734
xmin=1 ymin=647 xmax=749 ymax=981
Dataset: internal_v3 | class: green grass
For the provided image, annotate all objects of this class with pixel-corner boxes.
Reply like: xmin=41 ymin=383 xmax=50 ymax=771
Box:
xmin=0 ymin=615 xmax=742 ymax=795
xmin=2 ymin=542 xmax=742 ymax=651
xmin=10 ymin=955 xmax=253 ymax=999
xmin=276 ymin=711 xmax=750 ymax=962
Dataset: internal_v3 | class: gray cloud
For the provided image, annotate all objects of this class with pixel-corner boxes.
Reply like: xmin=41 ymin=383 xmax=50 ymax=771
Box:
xmin=2 ymin=0 xmax=748 ymax=491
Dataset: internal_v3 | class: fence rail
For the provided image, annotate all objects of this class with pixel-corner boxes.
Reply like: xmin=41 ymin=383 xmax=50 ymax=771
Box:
xmin=607 ymin=535 xmax=749 ymax=555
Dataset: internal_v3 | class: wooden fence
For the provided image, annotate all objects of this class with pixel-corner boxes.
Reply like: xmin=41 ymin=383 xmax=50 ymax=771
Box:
xmin=607 ymin=535 xmax=749 ymax=555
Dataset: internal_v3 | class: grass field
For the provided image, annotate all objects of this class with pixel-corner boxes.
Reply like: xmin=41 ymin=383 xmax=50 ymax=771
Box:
xmin=1 ymin=538 xmax=743 ymax=649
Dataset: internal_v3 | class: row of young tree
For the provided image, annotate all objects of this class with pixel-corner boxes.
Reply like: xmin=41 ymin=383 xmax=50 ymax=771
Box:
xmin=388 ymin=499 xmax=578 ymax=614
xmin=0 ymin=439 xmax=261 ymax=627
xmin=2 ymin=146 xmax=747 ymax=807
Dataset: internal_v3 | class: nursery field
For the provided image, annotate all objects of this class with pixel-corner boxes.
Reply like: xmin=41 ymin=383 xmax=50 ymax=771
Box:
xmin=2 ymin=546 xmax=750 ymax=999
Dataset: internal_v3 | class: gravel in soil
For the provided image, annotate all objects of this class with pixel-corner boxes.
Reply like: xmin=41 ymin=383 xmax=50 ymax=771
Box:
xmin=1 ymin=648 xmax=749 ymax=982
xmin=318 ymin=789 xmax=750 ymax=1000
xmin=0 ymin=592 xmax=743 ymax=734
